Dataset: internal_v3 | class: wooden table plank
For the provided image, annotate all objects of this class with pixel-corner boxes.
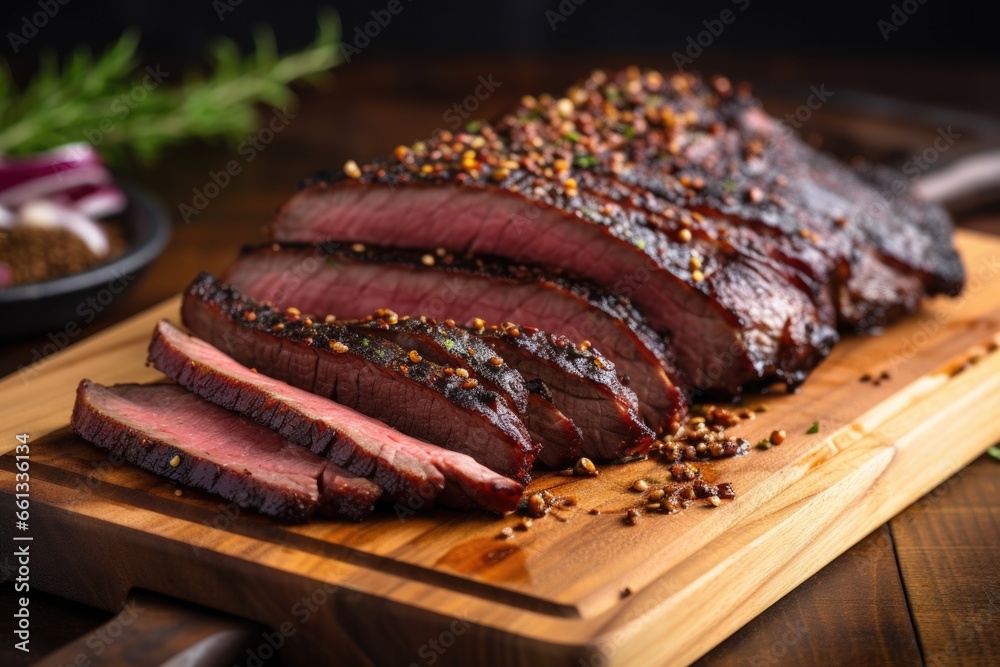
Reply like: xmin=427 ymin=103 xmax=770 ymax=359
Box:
xmin=891 ymin=453 xmax=1000 ymax=667
xmin=694 ymin=525 xmax=923 ymax=667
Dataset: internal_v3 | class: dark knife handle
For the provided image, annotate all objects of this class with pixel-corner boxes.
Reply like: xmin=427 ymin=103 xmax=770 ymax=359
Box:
xmin=31 ymin=590 xmax=275 ymax=667
xmin=915 ymin=148 xmax=1000 ymax=212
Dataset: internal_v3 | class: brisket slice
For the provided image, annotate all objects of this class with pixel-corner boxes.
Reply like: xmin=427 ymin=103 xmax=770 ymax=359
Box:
xmin=471 ymin=321 xmax=654 ymax=461
xmin=149 ymin=320 xmax=522 ymax=513
xmin=353 ymin=310 xmax=530 ymax=412
xmin=268 ymin=68 xmax=962 ymax=395
xmin=71 ymin=380 xmax=380 ymax=522
xmin=221 ymin=243 xmax=684 ymax=430
xmin=181 ymin=273 xmax=537 ymax=483
xmin=523 ymin=379 xmax=584 ymax=468
xmin=347 ymin=312 xmax=581 ymax=468
xmin=270 ymin=179 xmax=753 ymax=391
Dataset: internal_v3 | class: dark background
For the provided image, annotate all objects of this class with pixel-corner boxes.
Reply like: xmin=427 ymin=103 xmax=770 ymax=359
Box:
xmin=3 ymin=0 xmax=999 ymax=69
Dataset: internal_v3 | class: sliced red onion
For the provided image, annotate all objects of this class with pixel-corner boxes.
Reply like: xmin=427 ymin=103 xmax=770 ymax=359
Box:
xmin=19 ymin=199 xmax=110 ymax=257
xmin=0 ymin=143 xmax=103 ymax=188
xmin=1 ymin=143 xmax=122 ymax=260
xmin=0 ymin=163 xmax=111 ymax=208
xmin=0 ymin=142 xmax=115 ymax=208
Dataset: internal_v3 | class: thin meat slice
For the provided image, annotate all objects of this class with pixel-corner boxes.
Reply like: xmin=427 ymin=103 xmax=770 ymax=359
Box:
xmin=221 ymin=243 xmax=685 ymax=430
xmin=349 ymin=312 xmax=583 ymax=468
xmin=149 ymin=320 xmax=524 ymax=513
xmin=71 ymin=380 xmax=381 ymax=522
xmin=181 ymin=273 xmax=537 ymax=483
xmin=471 ymin=321 xmax=654 ymax=461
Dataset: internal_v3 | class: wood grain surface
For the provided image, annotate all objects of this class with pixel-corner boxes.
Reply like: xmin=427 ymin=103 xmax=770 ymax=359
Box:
xmin=892 ymin=456 xmax=1000 ymax=667
xmin=0 ymin=230 xmax=998 ymax=666
xmin=695 ymin=524 xmax=924 ymax=667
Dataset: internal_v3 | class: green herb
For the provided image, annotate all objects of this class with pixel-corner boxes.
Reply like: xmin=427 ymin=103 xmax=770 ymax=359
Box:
xmin=465 ymin=120 xmax=482 ymax=133
xmin=988 ymin=446 xmax=1000 ymax=462
xmin=0 ymin=13 xmax=340 ymax=162
xmin=723 ymin=179 xmax=738 ymax=194
xmin=573 ymin=153 xmax=598 ymax=169
xmin=443 ymin=338 xmax=456 ymax=350
xmin=757 ymin=439 xmax=773 ymax=450
xmin=564 ymin=130 xmax=581 ymax=143
xmin=636 ymin=239 xmax=646 ymax=250
xmin=361 ymin=338 xmax=370 ymax=347
xmin=806 ymin=421 xmax=820 ymax=434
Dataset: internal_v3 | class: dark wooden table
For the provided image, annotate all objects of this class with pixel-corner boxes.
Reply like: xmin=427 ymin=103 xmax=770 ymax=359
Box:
xmin=2 ymin=55 xmax=999 ymax=666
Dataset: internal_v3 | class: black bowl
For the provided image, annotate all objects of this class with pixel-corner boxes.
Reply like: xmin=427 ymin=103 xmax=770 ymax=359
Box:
xmin=0 ymin=184 xmax=171 ymax=338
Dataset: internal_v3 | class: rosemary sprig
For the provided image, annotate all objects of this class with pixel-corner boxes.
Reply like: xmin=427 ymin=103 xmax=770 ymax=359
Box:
xmin=0 ymin=13 xmax=340 ymax=163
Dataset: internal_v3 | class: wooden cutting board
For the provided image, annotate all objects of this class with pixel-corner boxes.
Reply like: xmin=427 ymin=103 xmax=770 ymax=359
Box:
xmin=2 ymin=230 xmax=999 ymax=667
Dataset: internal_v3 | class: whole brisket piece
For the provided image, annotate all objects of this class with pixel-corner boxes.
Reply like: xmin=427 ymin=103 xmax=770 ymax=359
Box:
xmin=267 ymin=68 xmax=963 ymax=395
xmin=71 ymin=380 xmax=381 ymax=522
xmin=348 ymin=312 xmax=583 ymax=468
xmin=222 ymin=243 xmax=685 ymax=431
xmin=149 ymin=320 xmax=523 ymax=513
xmin=181 ymin=273 xmax=538 ymax=483
xmin=471 ymin=321 xmax=655 ymax=461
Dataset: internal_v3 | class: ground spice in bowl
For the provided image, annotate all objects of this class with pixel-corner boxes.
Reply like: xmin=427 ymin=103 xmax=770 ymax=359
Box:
xmin=0 ymin=221 xmax=127 ymax=287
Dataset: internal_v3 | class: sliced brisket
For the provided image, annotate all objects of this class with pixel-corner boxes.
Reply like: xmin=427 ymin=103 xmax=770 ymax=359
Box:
xmin=221 ymin=243 xmax=685 ymax=429
xmin=149 ymin=320 xmax=523 ymax=513
xmin=523 ymin=380 xmax=585 ymax=467
xmin=267 ymin=68 xmax=963 ymax=395
xmin=471 ymin=321 xmax=654 ymax=461
xmin=71 ymin=380 xmax=381 ymax=522
xmin=352 ymin=311 xmax=530 ymax=412
xmin=271 ymin=178 xmax=749 ymax=385
xmin=347 ymin=312 xmax=581 ymax=468
xmin=180 ymin=273 xmax=538 ymax=483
